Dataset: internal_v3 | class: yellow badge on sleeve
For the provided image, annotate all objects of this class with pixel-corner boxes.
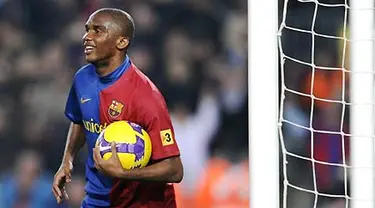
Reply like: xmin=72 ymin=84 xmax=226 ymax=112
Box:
xmin=160 ymin=129 xmax=174 ymax=146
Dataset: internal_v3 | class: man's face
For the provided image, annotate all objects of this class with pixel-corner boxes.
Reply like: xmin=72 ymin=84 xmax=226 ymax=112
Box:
xmin=82 ymin=12 xmax=120 ymax=64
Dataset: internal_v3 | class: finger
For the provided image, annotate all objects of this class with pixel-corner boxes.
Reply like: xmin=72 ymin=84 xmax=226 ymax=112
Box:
xmin=93 ymin=148 xmax=100 ymax=163
xmin=93 ymin=148 xmax=103 ymax=170
xmin=94 ymin=160 xmax=100 ymax=170
xmin=110 ymin=142 xmax=119 ymax=159
xmin=62 ymin=187 xmax=69 ymax=200
xmin=56 ymin=195 xmax=62 ymax=204
xmin=65 ymin=169 xmax=72 ymax=183
xmin=111 ymin=142 xmax=117 ymax=153
xmin=52 ymin=187 xmax=62 ymax=203
xmin=53 ymin=178 xmax=63 ymax=196
xmin=95 ymin=162 xmax=104 ymax=173
xmin=53 ymin=183 xmax=63 ymax=199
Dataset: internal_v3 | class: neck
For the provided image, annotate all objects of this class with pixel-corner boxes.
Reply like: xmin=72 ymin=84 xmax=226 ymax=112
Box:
xmin=95 ymin=55 xmax=126 ymax=77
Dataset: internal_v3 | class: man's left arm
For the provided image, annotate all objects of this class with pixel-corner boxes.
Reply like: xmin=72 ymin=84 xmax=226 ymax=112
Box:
xmin=93 ymin=95 xmax=184 ymax=183
xmin=123 ymin=96 xmax=184 ymax=182
xmin=118 ymin=154 xmax=183 ymax=183
xmin=94 ymin=141 xmax=183 ymax=182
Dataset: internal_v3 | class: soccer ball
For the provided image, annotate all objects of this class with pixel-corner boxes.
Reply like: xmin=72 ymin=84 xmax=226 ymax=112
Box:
xmin=96 ymin=121 xmax=152 ymax=170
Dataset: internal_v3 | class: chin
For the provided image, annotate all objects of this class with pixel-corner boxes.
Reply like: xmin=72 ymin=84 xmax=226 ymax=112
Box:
xmin=85 ymin=55 xmax=99 ymax=64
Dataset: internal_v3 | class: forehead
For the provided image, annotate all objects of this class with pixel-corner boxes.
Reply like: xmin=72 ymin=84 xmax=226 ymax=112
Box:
xmin=85 ymin=12 xmax=115 ymax=28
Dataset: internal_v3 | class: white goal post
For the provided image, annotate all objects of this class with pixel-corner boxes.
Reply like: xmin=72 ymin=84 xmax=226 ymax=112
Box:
xmin=350 ymin=0 xmax=375 ymax=207
xmin=249 ymin=0 xmax=279 ymax=208
xmin=249 ymin=0 xmax=375 ymax=208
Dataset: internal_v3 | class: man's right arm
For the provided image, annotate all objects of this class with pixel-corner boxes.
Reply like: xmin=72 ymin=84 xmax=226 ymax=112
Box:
xmin=53 ymin=122 xmax=85 ymax=203
xmin=53 ymin=80 xmax=85 ymax=203
xmin=62 ymin=80 xmax=85 ymax=166
xmin=61 ymin=122 xmax=86 ymax=167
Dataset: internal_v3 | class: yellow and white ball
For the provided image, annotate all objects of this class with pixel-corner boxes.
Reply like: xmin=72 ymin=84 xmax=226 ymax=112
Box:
xmin=96 ymin=121 xmax=152 ymax=169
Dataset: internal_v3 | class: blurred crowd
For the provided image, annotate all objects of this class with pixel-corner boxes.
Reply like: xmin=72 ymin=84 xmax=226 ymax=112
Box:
xmin=0 ymin=0 xmax=248 ymax=207
xmin=280 ymin=0 xmax=352 ymax=208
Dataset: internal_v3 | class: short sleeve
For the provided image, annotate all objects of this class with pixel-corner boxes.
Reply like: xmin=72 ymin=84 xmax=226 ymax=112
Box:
xmin=136 ymin=95 xmax=180 ymax=161
xmin=64 ymin=82 xmax=82 ymax=124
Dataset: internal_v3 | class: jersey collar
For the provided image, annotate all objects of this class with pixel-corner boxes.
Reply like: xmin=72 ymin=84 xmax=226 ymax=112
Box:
xmin=98 ymin=55 xmax=131 ymax=84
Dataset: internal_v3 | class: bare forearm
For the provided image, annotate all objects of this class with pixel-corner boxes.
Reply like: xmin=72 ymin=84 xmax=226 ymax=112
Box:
xmin=62 ymin=123 xmax=85 ymax=164
xmin=118 ymin=156 xmax=183 ymax=183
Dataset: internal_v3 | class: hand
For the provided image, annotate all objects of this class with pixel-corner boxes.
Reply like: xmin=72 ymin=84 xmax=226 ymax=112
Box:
xmin=93 ymin=142 xmax=124 ymax=178
xmin=52 ymin=162 xmax=73 ymax=204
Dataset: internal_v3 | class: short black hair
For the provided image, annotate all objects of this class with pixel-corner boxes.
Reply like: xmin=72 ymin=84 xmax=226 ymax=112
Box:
xmin=96 ymin=8 xmax=135 ymax=42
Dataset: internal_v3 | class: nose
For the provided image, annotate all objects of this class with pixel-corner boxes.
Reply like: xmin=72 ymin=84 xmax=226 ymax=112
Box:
xmin=82 ymin=32 xmax=92 ymax=42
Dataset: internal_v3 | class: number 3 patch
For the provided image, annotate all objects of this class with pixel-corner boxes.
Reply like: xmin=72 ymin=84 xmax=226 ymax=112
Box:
xmin=160 ymin=129 xmax=174 ymax=146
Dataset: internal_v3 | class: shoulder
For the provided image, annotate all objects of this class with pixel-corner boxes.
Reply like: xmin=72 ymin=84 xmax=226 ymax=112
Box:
xmin=131 ymin=66 xmax=165 ymax=103
xmin=72 ymin=64 xmax=95 ymax=83
xmin=128 ymin=66 xmax=168 ymax=112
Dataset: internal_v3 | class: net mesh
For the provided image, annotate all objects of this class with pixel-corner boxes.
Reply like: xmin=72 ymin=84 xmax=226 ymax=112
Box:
xmin=278 ymin=0 xmax=375 ymax=207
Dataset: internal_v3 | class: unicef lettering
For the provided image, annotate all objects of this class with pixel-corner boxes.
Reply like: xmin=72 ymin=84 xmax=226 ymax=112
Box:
xmin=82 ymin=119 xmax=107 ymax=133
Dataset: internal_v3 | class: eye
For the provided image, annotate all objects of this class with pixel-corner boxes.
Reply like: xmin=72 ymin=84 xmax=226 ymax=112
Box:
xmin=95 ymin=26 xmax=107 ymax=33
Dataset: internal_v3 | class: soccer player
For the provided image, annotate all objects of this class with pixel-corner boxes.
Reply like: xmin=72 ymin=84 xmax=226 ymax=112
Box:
xmin=51 ymin=8 xmax=183 ymax=208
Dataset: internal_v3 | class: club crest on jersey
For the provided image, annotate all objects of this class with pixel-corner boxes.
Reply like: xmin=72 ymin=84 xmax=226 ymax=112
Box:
xmin=108 ymin=100 xmax=124 ymax=118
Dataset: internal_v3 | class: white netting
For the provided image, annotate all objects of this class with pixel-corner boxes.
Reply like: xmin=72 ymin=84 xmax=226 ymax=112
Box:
xmin=278 ymin=0 xmax=375 ymax=207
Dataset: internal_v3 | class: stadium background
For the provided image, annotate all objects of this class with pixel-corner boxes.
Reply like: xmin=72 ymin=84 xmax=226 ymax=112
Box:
xmin=0 ymin=0 xmax=350 ymax=207
xmin=0 ymin=0 xmax=248 ymax=208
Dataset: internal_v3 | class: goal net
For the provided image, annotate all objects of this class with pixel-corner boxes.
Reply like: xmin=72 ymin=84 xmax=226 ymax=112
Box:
xmin=278 ymin=0 xmax=375 ymax=208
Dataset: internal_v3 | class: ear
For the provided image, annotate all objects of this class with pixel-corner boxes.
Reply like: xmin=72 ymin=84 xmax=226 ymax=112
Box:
xmin=117 ymin=37 xmax=129 ymax=50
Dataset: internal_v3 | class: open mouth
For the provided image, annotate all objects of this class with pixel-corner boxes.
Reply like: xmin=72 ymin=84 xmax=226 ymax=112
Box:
xmin=84 ymin=46 xmax=95 ymax=55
